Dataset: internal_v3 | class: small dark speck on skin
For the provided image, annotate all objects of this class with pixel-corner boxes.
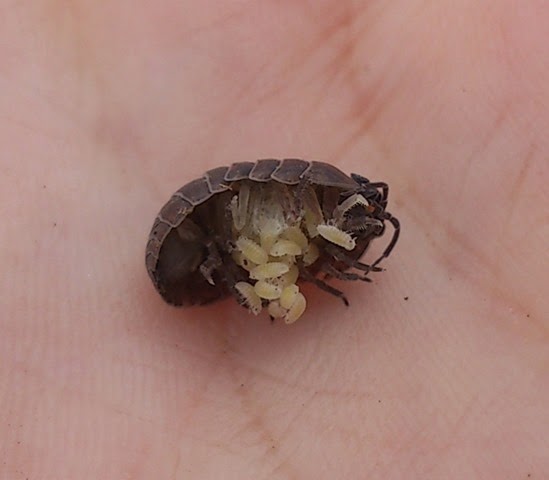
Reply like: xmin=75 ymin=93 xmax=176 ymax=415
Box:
xmin=53 ymin=222 xmax=57 ymax=227
xmin=378 ymin=399 xmax=382 ymax=403
xmin=527 ymin=314 xmax=530 ymax=318
xmin=240 ymin=384 xmax=244 ymax=387
xmin=404 ymin=296 xmax=409 ymax=301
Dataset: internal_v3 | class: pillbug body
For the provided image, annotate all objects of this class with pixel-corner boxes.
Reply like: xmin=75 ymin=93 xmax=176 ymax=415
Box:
xmin=145 ymin=159 xmax=400 ymax=322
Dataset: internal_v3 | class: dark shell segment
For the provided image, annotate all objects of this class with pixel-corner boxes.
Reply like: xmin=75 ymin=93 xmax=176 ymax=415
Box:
xmin=249 ymin=159 xmax=281 ymax=181
xmin=145 ymin=250 xmax=158 ymax=274
xmin=271 ymin=158 xmax=310 ymax=185
xmin=146 ymin=218 xmax=174 ymax=280
xmin=174 ymin=177 xmax=214 ymax=206
xmin=214 ymin=159 xmax=358 ymax=188
xmin=148 ymin=218 xmax=174 ymax=247
xmin=205 ymin=166 xmax=230 ymax=193
xmin=224 ymin=162 xmax=255 ymax=182
xmin=304 ymin=161 xmax=359 ymax=189
xmin=158 ymin=196 xmax=193 ymax=227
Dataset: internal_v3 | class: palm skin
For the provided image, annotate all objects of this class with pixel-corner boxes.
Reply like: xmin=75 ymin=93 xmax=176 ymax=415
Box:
xmin=1 ymin=2 xmax=547 ymax=478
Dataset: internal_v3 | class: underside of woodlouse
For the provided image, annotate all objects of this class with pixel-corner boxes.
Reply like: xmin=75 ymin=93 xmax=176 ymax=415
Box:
xmin=145 ymin=159 xmax=400 ymax=323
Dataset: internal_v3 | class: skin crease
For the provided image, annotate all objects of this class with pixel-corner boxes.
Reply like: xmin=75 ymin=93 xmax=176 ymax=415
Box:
xmin=0 ymin=0 xmax=548 ymax=478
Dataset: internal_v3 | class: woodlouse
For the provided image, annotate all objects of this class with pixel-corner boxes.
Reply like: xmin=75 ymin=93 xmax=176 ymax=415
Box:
xmin=145 ymin=159 xmax=400 ymax=323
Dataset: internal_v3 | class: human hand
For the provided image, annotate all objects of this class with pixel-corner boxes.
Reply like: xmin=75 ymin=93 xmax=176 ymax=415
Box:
xmin=1 ymin=2 xmax=547 ymax=478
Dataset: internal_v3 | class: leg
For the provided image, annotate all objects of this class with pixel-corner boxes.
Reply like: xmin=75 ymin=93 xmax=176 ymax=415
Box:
xmin=325 ymin=244 xmax=383 ymax=273
xmin=300 ymin=268 xmax=349 ymax=306
xmin=372 ymin=213 xmax=400 ymax=267
xmin=322 ymin=262 xmax=372 ymax=282
xmin=366 ymin=182 xmax=389 ymax=208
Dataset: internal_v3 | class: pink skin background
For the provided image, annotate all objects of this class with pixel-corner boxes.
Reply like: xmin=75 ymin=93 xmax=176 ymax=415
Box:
xmin=1 ymin=1 xmax=548 ymax=479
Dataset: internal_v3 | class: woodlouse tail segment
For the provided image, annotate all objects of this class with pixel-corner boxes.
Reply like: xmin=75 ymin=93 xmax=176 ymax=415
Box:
xmin=199 ymin=261 xmax=216 ymax=286
xmin=197 ymin=240 xmax=224 ymax=286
